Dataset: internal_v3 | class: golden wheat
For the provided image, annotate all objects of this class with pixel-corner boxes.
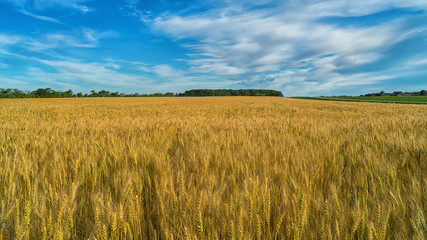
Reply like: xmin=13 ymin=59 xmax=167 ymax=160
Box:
xmin=0 ymin=97 xmax=426 ymax=239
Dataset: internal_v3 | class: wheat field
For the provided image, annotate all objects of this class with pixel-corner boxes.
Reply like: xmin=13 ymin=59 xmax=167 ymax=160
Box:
xmin=0 ymin=97 xmax=426 ymax=239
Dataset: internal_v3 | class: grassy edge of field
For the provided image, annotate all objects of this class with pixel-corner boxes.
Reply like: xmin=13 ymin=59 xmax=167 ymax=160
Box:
xmin=290 ymin=96 xmax=427 ymax=104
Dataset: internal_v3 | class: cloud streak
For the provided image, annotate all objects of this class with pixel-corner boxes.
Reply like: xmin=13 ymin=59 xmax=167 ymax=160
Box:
xmin=18 ymin=9 xmax=64 ymax=24
xmin=4 ymin=0 xmax=94 ymax=24
xmin=5 ymin=0 xmax=92 ymax=10
xmin=149 ymin=0 xmax=427 ymax=95
xmin=2 ymin=0 xmax=426 ymax=95
xmin=0 ymin=34 xmax=21 ymax=46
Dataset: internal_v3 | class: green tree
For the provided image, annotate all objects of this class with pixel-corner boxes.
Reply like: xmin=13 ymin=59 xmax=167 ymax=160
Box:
xmin=63 ymin=89 xmax=74 ymax=98
xmin=34 ymin=88 xmax=54 ymax=98
xmin=110 ymin=92 xmax=119 ymax=97
xmin=98 ymin=90 xmax=110 ymax=97
xmin=89 ymin=90 xmax=98 ymax=97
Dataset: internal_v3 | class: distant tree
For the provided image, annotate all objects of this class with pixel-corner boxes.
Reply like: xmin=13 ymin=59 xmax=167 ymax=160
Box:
xmin=25 ymin=90 xmax=35 ymax=98
xmin=89 ymin=90 xmax=98 ymax=97
xmin=10 ymin=89 xmax=24 ymax=98
xmin=0 ymin=87 xmax=289 ymax=98
xmin=380 ymin=91 xmax=385 ymax=96
xmin=34 ymin=88 xmax=54 ymax=98
xmin=63 ymin=89 xmax=74 ymax=98
xmin=0 ymin=88 xmax=9 ymax=98
xmin=420 ymin=90 xmax=427 ymax=96
xmin=98 ymin=90 xmax=110 ymax=97
xmin=180 ymin=89 xmax=283 ymax=97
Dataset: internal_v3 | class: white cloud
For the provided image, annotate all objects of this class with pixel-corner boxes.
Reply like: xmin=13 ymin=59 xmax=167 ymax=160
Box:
xmin=118 ymin=0 xmax=153 ymax=22
xmin=406 ymin=56 xmax=427 ymax=66
xmin=0 ymin=34 xmax=21 ymax=46
xmin=136 ymin=62 xmax=240 ymax=91
xmin=189 ymin=59 xmax=247 ymax=75
xmin=281 ymin=0 xmax=427 ymax=19
xmin=153 ymin=11 xmax=401 ymax=74
xmin=339 ymin=53 xmax=384 ymax=65
xmin=74 ymin=4 xmax=94 ymax=13
xmin=23 ymin=29 xmax=118 ymax=51
xmin=105 ymin=63 xmax=121 ymax=69
xmin=151 ymin=65 xmax=185 ymax=78
xmin=36 ymin=60 xmax=143 ymax=86
xmin=149 ymin=0 xmax=427 ymax=95
xmin=0 ymin=76 xmax=31 ymax=87
xmin=5 ymin=0 xmax=94 ymax=23
xmin=81 ymin=28 xmax=119 ymax=43
xmin=29 ymin=33 xmax=95 ymax=49
xmin=18 ymin=9 xmax=64 ymax=24
xmin=6 ymin=0 xmax=91 ymax=10
xmin=1 ymin=59 xmax=238 ymax=93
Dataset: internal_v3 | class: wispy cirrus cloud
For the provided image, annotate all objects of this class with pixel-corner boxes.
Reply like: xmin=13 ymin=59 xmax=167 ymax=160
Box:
xmin=0 ymin=34 xmax=21 ymax=46
xmin=26 ymin=29 xmax=118 ymax=51
xmin=35 ymin=60 xmax=144 ymax=87
xmin=2 ymin=0 xmax=427 ymax=95
xmin=1 ymin=58 xmax=237 ymax=93
xmin=145 ymin=0 xmax=427 ymax=95
xmin=0 ymin=28 xmax=132 ymax=92
xmin=19 ymin=9 xmax=64 ymax=24
xmin=136 ymin=61 xmax=239 ymax=91
xmin=5 ymin=0 xmax=93 ymax=11
xmin=0 ymin=28 xmax=118 ymax=52
xmin=0 ymin=28 xmax=230 ymax=93
xmin=4 ymin=0 xmax=94 ymax=24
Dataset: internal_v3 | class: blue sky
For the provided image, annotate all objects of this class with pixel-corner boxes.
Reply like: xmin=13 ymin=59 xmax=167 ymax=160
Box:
xmin=0 ymin=0 xmax=426 ymax=96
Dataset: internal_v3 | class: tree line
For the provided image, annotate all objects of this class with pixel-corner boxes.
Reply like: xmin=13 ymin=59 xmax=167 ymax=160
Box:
xmin=0 ymin=88 xmax=283 ymax=98
xmin=177 ymin=89 xmax=284 ymax=97
xmin=361 ymin=90 xmax=427 ymax=97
